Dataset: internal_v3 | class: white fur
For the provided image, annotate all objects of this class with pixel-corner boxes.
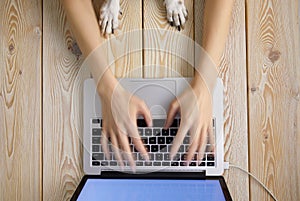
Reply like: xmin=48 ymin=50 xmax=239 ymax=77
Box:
xmin=99 ymin=0 xmax=188 ymax=35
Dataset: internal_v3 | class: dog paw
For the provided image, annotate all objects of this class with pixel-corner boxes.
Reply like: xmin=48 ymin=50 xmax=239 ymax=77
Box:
xmin=164 ymin=0 xmax=188 ymax=30
xmin=99 ymin=0 xmax=121 ymax=35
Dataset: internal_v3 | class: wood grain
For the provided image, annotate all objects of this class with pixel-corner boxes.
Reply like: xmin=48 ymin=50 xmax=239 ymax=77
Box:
xmin=210 ymin=0 xmax=249 ymax=200
xmin=247 ymin=0 xmax=300 ymax=200
xmin=42 ymin=1 xmax=86 ymax=200
xmin=143 ymin=0 xmax=194 ymax=78
xmin=42 ymin=0 xmax=142 ymax=200
xmin=93 ymin=0 xmax=143 ymax=78
xmin=0 ymin=0 xmax=42 ymax=200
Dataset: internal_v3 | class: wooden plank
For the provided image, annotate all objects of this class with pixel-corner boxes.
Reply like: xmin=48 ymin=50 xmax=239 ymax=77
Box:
xmin=143 ymin=0 xmax=194 ymax=78
xmin=247 ymin=0 xmax=300 ymax=200
xmin=195 ymin=0 xmax=249 ymax=200
xmin=93 ymin=0 xmax=143 ymax=78
xmin=212 ymin=0 xmax=249 ymax=200
xmin=42 ymin=0 xmax=142 ymax=200
xmin=0 ymin=0 xmax=42 ymax=200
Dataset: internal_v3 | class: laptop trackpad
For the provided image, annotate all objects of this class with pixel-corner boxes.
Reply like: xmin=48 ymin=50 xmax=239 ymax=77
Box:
xmin=125 ymin=80 xmax=177 ymax=117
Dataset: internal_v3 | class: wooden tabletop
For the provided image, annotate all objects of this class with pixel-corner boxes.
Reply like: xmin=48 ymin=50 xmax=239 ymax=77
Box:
xmin=0 ymin=0 xmax=299 ymax=200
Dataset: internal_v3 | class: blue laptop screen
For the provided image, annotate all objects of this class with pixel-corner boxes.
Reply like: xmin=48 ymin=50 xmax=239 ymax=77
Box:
xmin=77 ymin=178 xmax=226 ymax=201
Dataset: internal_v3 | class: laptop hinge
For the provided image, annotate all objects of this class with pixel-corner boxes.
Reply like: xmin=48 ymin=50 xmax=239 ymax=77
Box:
xmin=100 ymin=171 xmax=206 ymax=179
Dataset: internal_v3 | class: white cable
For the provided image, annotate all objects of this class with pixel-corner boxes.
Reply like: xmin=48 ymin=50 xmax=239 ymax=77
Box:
xmin=228 ymin=164 xmax=278 ymax=201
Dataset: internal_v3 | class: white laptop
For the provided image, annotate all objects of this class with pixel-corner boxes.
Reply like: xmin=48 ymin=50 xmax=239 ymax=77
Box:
xmin=70 ymin=77 xmax=232 ymax=201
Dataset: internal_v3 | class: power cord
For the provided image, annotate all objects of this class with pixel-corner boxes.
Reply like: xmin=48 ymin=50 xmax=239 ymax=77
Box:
xmin=224 ymin=162 xmax=278 ymax=201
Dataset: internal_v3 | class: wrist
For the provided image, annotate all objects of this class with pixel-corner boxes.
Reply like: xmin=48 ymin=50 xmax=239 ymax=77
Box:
xmin=96 ymin=71 xmax=119 ymax=98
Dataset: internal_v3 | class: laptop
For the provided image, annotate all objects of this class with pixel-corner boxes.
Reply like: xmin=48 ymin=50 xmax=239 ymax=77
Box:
xmin=71 ymin=77 xmax=232 ymax=201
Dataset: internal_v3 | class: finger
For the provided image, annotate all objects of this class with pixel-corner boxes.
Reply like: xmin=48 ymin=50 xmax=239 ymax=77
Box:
xmin=173 ymin=12 xmax=180 ymax=26
xmin=197 ymin=127 xmax=209 ymax=163
xmin=118 ymin=131 xmax=136 ymax=172
xmin=127 ymin=125 xmax=150 ymax=161
xmin=186 ymin=126 xmax=201 ymax=163
xmin=101 ymin=130 xmax=110 ymax=160
xmin=170 ymin=124 xmax=190 ymax=159
xmin=164 ymin=100 xmax=179 ymax=129
xmin=138 ymin=102 xmax=152 ymax=127
xmin=106 ymin=17 xmax=113 ymax=34
xmin=110 ymin=132 xmax=124 ymax=168
xmin=132 ymin=137 xmax=150 ymax=161
xmin=207 ymin=124 xmax=215 ymax=153
xmin=186 ymin=139 xmax=199 ymax=165
xmin=101 ymin=16 xmax=108 ymax=34
xmin=179 ymin=11 xmax=186 ymax=26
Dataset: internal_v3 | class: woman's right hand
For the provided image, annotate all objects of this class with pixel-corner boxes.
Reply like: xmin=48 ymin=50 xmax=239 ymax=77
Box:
xmin=97 ymin=78 xmax=152 ymax=172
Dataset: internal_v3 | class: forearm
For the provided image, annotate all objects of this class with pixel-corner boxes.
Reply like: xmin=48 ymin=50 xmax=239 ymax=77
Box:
xmin=62 ymin=0 xmax=118 ymax=95
xmin=194 ymin=0 xmax=234 ymax=86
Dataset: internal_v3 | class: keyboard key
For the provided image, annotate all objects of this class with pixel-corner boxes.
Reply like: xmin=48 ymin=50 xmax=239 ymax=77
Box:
xmin=92 ymin=161 xmax=100 ymax=166
xmin=199 ymin=162 xmax=205 ymax=166
xmin=207 ymin=162 xmax=215 ymax=166
xmin=153 ymin=119 xmax=165 ymax=127
xmin=170 ymin=129 xmax=177 ymax=136
xmin=178 ymin=145 xmax=184 ymax=153
xmin=183 ymin=137 xmax=189 ymax=144
xmin=162 ymin=162 xmax=170 ymax=166
xmin=159 ymin=145 xmax=167 ymax=152
xmin=149 ymin=153 xmax=155 ymax=160
xmin=136 ymin=161 xmax=144 ymax=166
xmin=157 ymin=137 xmax=165 ymax=144
xmin=162 ymin=129 xmax=169 ymax=136
xmin=142 ymin=138 xmax=148 ymax=145
xmin=138 ymin=129 xmax=143 ymax=136
xmin=92 ymin=119 xmax=100 ymax=124
xmin=145 ymin=129 xmax=152 ymax=136
xmin=164 ymin=153 xmax=170 ymax=161
xmin=137 ymin=119 xmax=147 ymax=127
xmin=145 ymin=145 xmax=150 ymax=152
xmin=92 ymin=129 xmax=101 ymax=136
xmin=149 ymin=137 xmax=156 ymax=144
xmin=151 ymin=145 xmax=159 ymax=152
xmin=153 ymin=129 xmax=161 ymax=135
xmin=92 ymin=137 xmax=101 ymax=144
xmin=170 ymin=119 xmax=178 ymax=127
xmin=155 ymin=153 xmax=163 ymax=160
xmin=92 ymin=153 xmax=104 ymax=160
xmin=171 ymin=162 xmax=179 ymax=166
xmin=190 ymin=162 xmax=197 ymax=166
xmin=166 ymin=137 xmax=173 ymax=144
xmin=153 ymin=162 xmax=161 ymax=166
xmin=207 ymin=154 xmax=215 ymax=161
xmin=92 ymin=145 xmax=100 ymax=152
xmin=101 ymin=161 xmax=109 ymax=166
xmin=110 ymin=161 xmax=117 ymax=166
xmin=145 ymin=161 xmax=152 ymax=166
xmin=180 ymin=162 xmax=187 ymax=166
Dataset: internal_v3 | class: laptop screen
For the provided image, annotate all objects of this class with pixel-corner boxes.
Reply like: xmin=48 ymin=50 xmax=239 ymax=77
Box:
xmin=76 ymin=178 xmax=227 ymax=201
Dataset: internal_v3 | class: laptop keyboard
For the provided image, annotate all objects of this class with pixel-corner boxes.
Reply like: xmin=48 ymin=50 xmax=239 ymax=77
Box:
xmin=91 ymin=118 xmax=216 ymax=168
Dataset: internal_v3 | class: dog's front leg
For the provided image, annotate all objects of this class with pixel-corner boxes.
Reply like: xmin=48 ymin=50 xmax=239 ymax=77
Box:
xmin=99 ymin=0 xmax=121 ymax=35
xmin=164 ymin=0 xmax=188 ymax=31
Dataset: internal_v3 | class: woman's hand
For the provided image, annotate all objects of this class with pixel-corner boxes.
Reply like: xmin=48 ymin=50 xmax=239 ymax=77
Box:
xmin=165 ymin=75 xmax=215 ymax=164
xmin=98 ymin=79 xmax=152 ymax=171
